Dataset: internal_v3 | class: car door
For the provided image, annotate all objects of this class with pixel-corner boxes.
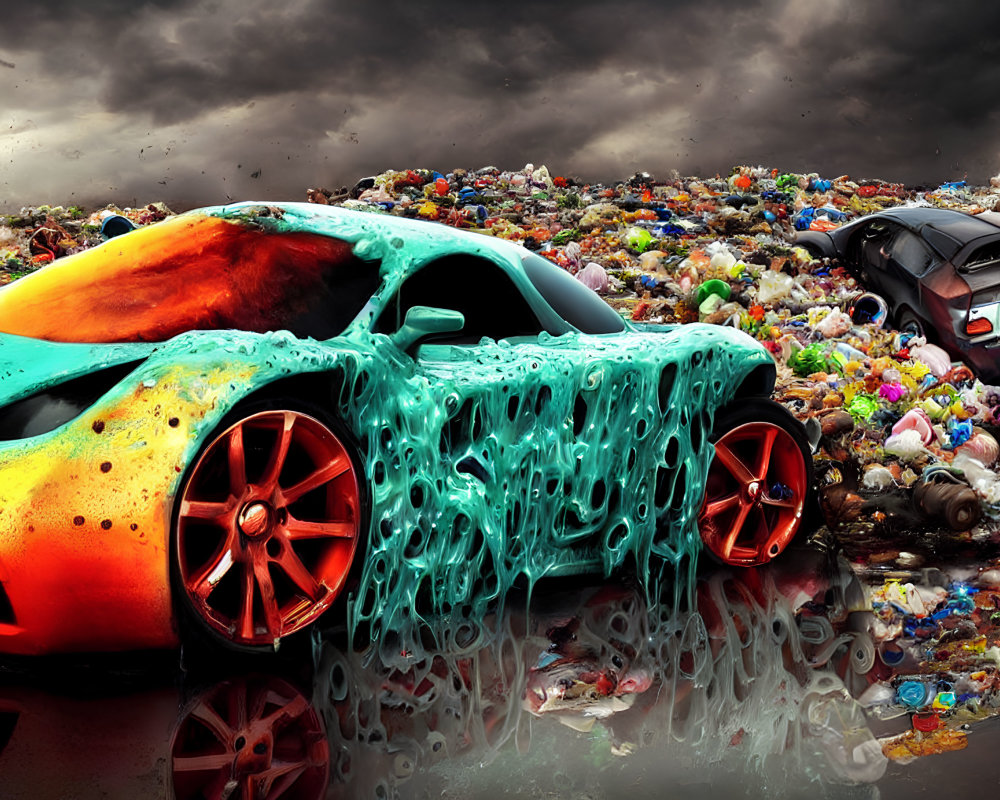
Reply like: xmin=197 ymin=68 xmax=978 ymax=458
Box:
xmin=882 ymin=229 xmax=941 ymax=317
xmin=847 ymin=219 xmax=900 ymax=294
xmin=371 ymin=254 xmax=600 ymax=586
xmin=848 ymin=220 xmax=935 ymax=316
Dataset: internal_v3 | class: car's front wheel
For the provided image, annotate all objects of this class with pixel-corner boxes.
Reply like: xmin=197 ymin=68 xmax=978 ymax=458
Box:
xmin=697 ymin=399 xmax=812 ymax=567
xmin=173 ymin=407 xmax=363 ymax=650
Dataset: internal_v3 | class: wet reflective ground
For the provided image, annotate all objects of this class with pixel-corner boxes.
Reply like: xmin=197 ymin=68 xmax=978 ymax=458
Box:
xmin=1 ymin=535 xmax=997 ymax=800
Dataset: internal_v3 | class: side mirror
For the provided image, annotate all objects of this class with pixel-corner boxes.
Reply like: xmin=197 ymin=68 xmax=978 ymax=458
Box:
xmin=389 ymin=306 xmax=465 ymax=353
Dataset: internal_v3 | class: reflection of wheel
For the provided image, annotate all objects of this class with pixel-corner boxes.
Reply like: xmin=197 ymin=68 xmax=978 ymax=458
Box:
xmin=171 ymin=675 xmax=329 ymax=800
xmin=897 ymin=309 xmax=926 ymax=339
xmin=698 ymin=399 xmax=811 ymax=567
xmin=174 ymin=407 xmax=363 ymax=649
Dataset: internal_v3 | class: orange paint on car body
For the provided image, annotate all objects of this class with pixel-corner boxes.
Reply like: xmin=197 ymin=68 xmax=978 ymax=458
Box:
xmin=0 ymin=361 xmax=258 ymax=654
xmin=0 ymin=213 xmax=356 ymax=344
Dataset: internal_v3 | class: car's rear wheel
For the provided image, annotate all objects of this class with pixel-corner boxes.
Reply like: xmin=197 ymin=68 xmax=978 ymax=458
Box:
xmin=174 ymin=407 xmax=363 ymax=650
xmin=697 ymin=399 xmax=811 ymax=567
xmin=897 ymin=308 xmax=927 ymax=340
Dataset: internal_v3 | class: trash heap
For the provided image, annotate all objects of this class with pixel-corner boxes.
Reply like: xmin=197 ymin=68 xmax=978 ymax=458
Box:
xmin=8 ymin=166 xmax=1000 ymax=558
xmin=308 ymin=164 xmax=1000 ymax=556
xmin=858 ymin=569 xmax=1000 ymax=762
xmin=0 ymin=203 xmax=172 ymax=284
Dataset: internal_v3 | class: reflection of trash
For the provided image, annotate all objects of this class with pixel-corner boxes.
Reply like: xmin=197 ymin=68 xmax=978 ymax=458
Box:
xmin=313 ymin=552 xmax=885 ymax=792
xmin=804 ymin=688 xmax=887 ymax=783
xmin=880 ymin=727 xmax=968 ymax=764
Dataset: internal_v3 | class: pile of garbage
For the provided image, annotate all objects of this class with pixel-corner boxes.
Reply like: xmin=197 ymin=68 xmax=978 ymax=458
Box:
xmin=7 ymin=166 xmax=1000 ymax=555
xmin=0 ymin=202 xmax=172 ymax=284
xmin=8 ymin=166 xmax=1000 ymax=555
xmin=858 ymin=567 xmax=1000 ymax=762
xmin=309 ymin=164 xmax=1000 ymax=554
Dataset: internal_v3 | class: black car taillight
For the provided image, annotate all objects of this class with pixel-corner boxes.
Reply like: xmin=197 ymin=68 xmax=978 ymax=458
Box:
xmin=967 ymin=317 xmax=994 ymax=336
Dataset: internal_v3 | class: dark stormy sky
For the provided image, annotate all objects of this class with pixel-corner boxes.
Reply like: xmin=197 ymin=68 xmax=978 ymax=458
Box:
xmin=2 ymin=0 xmax=999 ymax=211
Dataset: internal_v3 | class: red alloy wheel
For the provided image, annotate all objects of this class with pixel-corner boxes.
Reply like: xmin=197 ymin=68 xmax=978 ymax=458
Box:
xmin=176 ymin=410 xmax=361 ymax=647
xmin=171 ymin=675 xmax=329 ymax=800
xmin=698 ymin=419 xmax=808 ymax=567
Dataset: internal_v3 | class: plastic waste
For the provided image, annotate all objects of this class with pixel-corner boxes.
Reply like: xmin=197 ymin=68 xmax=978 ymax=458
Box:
xmin=861 ymin=465 xmax=894 ymax=491
xmin=624 ymin=227 xmax=654 ymax=253
xmin=952 ymin=452 xmax=1000 ymax=505
xmin=637 ymin=250 xmax=667 ymax=272
xmin=878 ymin=383 xmax=905 ymax=402
xmin=815 ymin=309 xmax=852 ymax=339
xmin=757 ymin=271 xmax=794 ymax=303
xmin=576 ymin=262 xmax=609 ymax=293
xmin=957 ymin=430 xmax=1000 ymax=466
xmin=909 ymin=343 xmax=952 ymax=378
xmin=698 ymin=293 xmax=724 ymax=317
xmin=891 ymin=408 xmax=935 ymax=445
xmin=708 ymin=247 xmax=737 ymax=272
xmin=911 ymin=711 xmax=940 ymax=733
xmin=847 ymin=394 xmax=879 ymax=421
xmin=896 ymin=680 xmax=928 ymax=709
xmin=884 ymin=429 xmax=929 ymax=461
xmin=696 ymin=278 xmax=731 ymax=305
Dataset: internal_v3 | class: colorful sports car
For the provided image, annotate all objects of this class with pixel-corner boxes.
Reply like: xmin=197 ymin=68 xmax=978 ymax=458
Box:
xmin=0 ymin=203 xmax=811 ymax=654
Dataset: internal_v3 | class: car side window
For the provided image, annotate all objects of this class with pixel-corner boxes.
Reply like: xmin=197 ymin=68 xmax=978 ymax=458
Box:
xmin=852 ymin=221 xmax=898 ymax=272
xmin=888 ymin=231 xmax=939 ymax=277
xmin=373 ymin=255 xmax=547 ymax=344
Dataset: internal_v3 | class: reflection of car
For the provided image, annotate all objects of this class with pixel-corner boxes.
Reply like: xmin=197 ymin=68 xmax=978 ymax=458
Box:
xmin=0 ymin=202 xmax=811 ymax=654
xmin=0 ymin=558 xmax=884 ymax=798
xmin=0 ymin=672 xmax=329 ymax=799
xmin=797 ymin=207 xmax=1000 ymax=381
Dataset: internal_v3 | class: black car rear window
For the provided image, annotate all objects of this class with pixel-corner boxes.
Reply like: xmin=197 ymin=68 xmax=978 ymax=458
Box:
xmin=921 ymin=226 xmax=964 ymax=261
xmin=962 ymin=239 xmax=1000 ymax=270
xmin=521 ymin=252 xmax=625 ymax=334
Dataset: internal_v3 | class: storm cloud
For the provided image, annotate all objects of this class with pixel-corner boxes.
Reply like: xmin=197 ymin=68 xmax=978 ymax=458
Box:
xmin=2 ymin=0 xmax=999 ymax=210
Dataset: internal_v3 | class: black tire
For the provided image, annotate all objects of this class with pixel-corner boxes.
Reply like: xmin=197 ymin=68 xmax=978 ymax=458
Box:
xmin=896 ymin=308 xmax=928 ymax=340
xmin=698 ymin=398 xmax=814 ymax=567
xmin=171 ymin=398 xmax=367 ymax=653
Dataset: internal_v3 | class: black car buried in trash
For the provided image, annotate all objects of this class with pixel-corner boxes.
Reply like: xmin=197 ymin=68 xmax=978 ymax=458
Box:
xmin=797 ymin=207 xmax=1000 ymax=383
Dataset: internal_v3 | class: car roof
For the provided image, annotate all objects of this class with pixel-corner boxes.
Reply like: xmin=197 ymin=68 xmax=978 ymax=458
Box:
xmin=0 ymin=202 xmax=618 ymax=344
xmin=877 ymin=206 xmax=1000 ymax=241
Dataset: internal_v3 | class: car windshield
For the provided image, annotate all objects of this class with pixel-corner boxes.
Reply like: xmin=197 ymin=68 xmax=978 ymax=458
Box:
xmin=0 ymin=214 xmax=382 ymax=343
xmin=520 ymin=252 xmax=625 ymax=334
